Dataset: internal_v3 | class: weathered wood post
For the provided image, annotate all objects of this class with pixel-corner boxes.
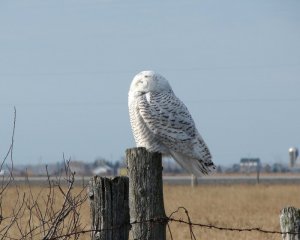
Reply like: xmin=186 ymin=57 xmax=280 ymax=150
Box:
xmin=256 ymin=163 xmax=260 ymax=184
xmin=126 ymin=147 xmax=167 ymax=240
xmin=280 ymin=206 xmax=300 ymax=240
xmin=88 ymin=176 xmax=129 ymax=240
xmin=191 ymin=174 xmax=198 ymax=187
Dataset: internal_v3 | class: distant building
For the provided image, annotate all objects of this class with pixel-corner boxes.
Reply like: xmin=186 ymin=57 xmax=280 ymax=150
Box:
xmin=288 ymin=147 xmax=300 ymax=172
xmin=240 ymin=158 xmax=261 ymax=173
xmin=69 ymin=161 xmax=91 ymax=175
xmin=92 ymin=166 xmax=113 ymax=176
xmin=289 ymin=147 xmax=299 ymax=168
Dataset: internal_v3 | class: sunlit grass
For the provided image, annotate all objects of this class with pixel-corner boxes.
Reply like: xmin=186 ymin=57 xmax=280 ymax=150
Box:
xmin=1 ymin=184 xmax=298 ymax=239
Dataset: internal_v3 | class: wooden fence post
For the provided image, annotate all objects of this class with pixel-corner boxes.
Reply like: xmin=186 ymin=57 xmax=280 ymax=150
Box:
xmin=88 ymin=176 xmax=129 ymax=240
xmin=126 ymin=147 xmax=167 ymax=240
xmin=280 ymin=206 xmax=300 ymax=240
xmin=191 ymin=174 xmax=198 ymax=187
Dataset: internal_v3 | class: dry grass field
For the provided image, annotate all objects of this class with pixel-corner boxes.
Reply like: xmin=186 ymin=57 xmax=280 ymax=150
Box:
xmin=164 ymin=184 xmax=299 ymax=240
xmin=1 ymin=183 xmax=299 ymax=240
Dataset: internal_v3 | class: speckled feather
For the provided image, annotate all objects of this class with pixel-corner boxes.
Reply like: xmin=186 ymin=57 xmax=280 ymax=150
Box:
xmin=128 ymin=71 xmax=215 ymax=176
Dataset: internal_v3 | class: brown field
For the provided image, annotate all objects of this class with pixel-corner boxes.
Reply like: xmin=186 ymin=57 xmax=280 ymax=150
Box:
xmin=1 ymin=183 xmax=299 ymax=240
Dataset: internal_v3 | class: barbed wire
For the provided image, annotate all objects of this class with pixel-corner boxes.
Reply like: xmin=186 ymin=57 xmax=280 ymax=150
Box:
xmin=167 ymin=206 xmax=286 ymax=235
xmin=40 ymin=206 xmax=298 ymax=240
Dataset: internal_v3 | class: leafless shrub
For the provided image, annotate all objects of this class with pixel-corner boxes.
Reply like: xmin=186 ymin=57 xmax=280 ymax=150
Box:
xmin=0 ymin=109 xmax=89 ymax=240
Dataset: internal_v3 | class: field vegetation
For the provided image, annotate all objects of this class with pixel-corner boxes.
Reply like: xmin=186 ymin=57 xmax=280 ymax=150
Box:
xmin=0 ymin=181 xmax=299 ymax=240
xmin=164 ymin=184 xmax=299 ymax=240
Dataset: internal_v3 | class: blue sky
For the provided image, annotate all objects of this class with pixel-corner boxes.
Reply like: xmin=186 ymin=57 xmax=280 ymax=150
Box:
xmin=0 ymin=0 xmax=299 ymax=166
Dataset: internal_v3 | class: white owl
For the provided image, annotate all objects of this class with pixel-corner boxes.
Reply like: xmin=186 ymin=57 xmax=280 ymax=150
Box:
xmin=128 ymin=70 xmax=215 ymax=176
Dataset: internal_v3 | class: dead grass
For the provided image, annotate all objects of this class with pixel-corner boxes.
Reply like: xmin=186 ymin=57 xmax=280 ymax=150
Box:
xmin=0 ymin=184 xmax=89 ymax=239
xmin=0 ymin=183 xmax=298 ymax=239
xmin=164 ymin=184 xmax=299 ymax=240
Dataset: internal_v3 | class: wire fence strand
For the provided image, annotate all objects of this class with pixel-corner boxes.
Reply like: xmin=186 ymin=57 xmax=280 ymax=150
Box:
xmin=42 ymin=206 xmax=298 ymax=240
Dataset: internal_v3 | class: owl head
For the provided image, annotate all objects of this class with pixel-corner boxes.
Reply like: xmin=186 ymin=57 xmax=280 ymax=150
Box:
xmin=129 ymin=71 xmax=172 ymax=95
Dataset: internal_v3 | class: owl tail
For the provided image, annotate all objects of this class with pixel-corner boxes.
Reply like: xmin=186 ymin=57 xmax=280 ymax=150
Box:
xmin=170 ymin=151 xmax=216 ymax=177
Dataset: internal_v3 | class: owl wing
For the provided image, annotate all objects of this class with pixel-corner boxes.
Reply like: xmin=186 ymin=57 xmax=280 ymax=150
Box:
xmin=137 ymin=90 xmax=211 ymax=161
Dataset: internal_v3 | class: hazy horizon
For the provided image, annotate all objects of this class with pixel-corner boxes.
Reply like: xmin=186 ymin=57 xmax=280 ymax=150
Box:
xmin=1 ymin=0 xmax=299 ymax=166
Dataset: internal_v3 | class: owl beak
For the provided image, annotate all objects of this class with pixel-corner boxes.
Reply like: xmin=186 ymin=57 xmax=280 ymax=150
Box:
xmin=136 ymin=91 xmax=146 ymax=96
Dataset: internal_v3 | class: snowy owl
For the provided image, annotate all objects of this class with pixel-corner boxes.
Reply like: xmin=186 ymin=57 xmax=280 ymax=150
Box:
xmin=128 ymin=70 xmax=215 ymax=176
